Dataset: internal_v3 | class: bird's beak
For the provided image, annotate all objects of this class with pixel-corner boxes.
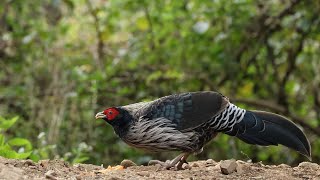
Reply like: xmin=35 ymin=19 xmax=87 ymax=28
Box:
xmin=95 ymin=112 xmax=106 ymax=119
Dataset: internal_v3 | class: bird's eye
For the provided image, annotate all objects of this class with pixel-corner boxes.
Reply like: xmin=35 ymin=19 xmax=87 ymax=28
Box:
xmin=108 ymin=111 xmax=113 ymax=115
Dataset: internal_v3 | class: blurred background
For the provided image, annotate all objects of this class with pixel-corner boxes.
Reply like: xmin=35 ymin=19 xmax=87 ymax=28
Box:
xmin=0 ymin=0 xmax=320 ymax=166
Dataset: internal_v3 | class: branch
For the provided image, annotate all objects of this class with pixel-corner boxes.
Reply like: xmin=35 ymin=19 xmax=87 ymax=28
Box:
xmin=85 ymin=0 xmax=105 ymax=68
xmin=235 ymin=0 xmax=302 ymax=62
xmin=143 ymin=4 xmax=156 ymax=50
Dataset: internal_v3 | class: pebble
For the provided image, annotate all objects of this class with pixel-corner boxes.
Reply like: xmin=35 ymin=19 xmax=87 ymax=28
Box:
xmin=39 ymin=159 xmax=50 ymax=168
xmin=212 ymin=163 xmax=221 ymax=170
xmin=206 ymin=159 xmax=215 ymax=164
xmin=251 ymin=176 xmax=263 ymax=179
xmin=236 ymin=164 xmax=244 ymax=174
xmin=73 ymin=163 xmax=103 ymax=171
xmin=182 ymin=163 xmax=192 ymax=170
xmin=137 ymin=171 xmax=150 ymax=177
xmin=191 ymin=162 xmax=199 ymax=167
xmin=278 ymin=164 xmax=290 ymax=168
xmin=120 ymin=159 xmax=137 ymax=168
xmin=0 ymin=164 xmax=24 ymax=179
xmin=23 ymin=159 xmax=35 ymax=166
xmin=148 ymin=160 xmax=164 ymax=166
xmin=220 ymin=159 xmax=237 ymax=175
xmin=45 ymin=170 xmax=57 ymax=180
xmin=298 ymin=162 xmax=319 ymax=170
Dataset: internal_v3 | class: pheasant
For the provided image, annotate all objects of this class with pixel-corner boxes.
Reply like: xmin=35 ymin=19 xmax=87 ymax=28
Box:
xmin=95 ymin=91 xmax=311 ymax=169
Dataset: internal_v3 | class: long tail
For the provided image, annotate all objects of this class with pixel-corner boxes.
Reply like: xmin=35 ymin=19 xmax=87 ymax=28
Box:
xmin=224 ymin=110 xmax=311 ymax=160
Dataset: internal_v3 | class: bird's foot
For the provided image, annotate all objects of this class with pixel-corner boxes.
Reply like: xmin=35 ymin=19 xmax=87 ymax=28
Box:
xmin=148 ymin=159 xmax=187 ymax=170
xmin=148 ymin=153 xmax=190 ymax=170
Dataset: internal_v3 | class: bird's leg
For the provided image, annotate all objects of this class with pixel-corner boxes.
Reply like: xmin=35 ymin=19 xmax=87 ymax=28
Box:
xmin=164 ymin=153 xmax=185 ymax=169
xmin=148 ymin=153 xmax=190 ymax=170
xmin=175 ymin=153 xmax=190 ymax=170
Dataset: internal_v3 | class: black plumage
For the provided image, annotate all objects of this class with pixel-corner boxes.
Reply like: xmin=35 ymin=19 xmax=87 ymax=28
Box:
xmin=95 ymin=91 xmax=311 ymax=169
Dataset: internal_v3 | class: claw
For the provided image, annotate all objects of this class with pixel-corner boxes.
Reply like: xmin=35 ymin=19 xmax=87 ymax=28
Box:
xmin=148 ymin=153 xmax=190 ymax=170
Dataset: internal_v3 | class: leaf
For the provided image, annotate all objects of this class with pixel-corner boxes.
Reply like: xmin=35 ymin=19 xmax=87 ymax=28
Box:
xmin=0 ymin=146 xmax=17 ymax=159
xmin=7 ymin=138 xmax=33 ymax=151
xmin=0 ymin=116 xmax=19 ymax=131
xmin=62 ymin=0 xmax=74 ymax=9
xmin=29 ymin=153 xmax=40 ymax=162
xmin=136 ymin=17 xmax=149 ymax=31
xmin=0 ymin=134 xmax=4 ymax=146
xmin=72 ymin=156 xmax=89 ymax=164
xmin=15 ymin=151 xmax=32 ymax=159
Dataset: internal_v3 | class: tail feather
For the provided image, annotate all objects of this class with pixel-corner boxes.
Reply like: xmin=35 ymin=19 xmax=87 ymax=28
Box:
xmin=225 ymin=110 xmax=311 ymax=160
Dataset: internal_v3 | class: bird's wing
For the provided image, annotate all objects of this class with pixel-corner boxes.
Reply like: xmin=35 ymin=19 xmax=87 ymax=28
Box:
xmin=144 ymin=91 xmax=229 ymax=131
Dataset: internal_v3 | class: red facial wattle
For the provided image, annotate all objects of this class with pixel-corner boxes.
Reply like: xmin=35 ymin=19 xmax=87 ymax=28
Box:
xmin=103 ymin=108 xmax=119 ymax=120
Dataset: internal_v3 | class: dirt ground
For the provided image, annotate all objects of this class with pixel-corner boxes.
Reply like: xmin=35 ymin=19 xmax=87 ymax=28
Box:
xmin=0 ymin=156 xmax=319 ymax=180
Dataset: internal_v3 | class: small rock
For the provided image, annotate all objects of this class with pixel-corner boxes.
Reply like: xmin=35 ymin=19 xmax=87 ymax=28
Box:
xmin=148 ymin=160 xmax=164 ymax=166
xmin=220 ymin=159 xmax=237 ymax=175
xmin=256 ymin=161 xmax=264 ymax=167
xmin=137 ymin=171 xmax=150 ymax=177
xmin=182 ymin=163 xmax=192 ymax=170
xmin=206 ymin=159 xmax=215 ymax=164
xmin=236 ymin=160 xmax=246 ymax=164
xmin=24 ymin=159 xmax=36 ymax=166
xmin=120 ymin=159 xmax=137 ymax=168
xmin=75 ymin=163 xmax=104 ymax=171
xmin=212 ymin=163 xmax=221 ymax=170
xmin=39 ymin=159 xmax=50 ymax=168
xmin=298 ymin=162 xmax=319 ymax=170
xmin=236 ymin=163 xmax=243 ymax=174
xmin=251 ymin=176 xmax=263 ymax=179
xmin=45 ymin=170 xmax=57 ymax=180
xmin=191 ymin=162 xmax=199 ymax=167
xmin=278 ymin=164 xmax=290 ymax=168
xmin=0 ymin=164 xmax=24 ymax=179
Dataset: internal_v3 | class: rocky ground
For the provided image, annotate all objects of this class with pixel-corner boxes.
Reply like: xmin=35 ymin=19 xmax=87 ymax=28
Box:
xmin=0 ymin=156 xmax=319 ymax=180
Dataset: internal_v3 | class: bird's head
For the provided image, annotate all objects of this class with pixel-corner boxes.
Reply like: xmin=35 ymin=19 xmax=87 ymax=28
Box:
xmin=95 ymin=107 xmax=132 ymax=136
xmin=95 ymin=107 xmax=121 ymax=122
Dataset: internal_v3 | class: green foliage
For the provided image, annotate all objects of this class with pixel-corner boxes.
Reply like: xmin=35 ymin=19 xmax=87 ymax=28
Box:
xmin=0 ymin=0 xmax=320 ymax=165
xmin=0 ymin=116 xmax=32 ymax=159
xmin=63 ymin=142 xmax=92 ymax=164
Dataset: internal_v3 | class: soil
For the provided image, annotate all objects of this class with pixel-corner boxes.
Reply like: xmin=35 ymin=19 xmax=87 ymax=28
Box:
xmin=0 ymin=156 xmax=319 ymax=180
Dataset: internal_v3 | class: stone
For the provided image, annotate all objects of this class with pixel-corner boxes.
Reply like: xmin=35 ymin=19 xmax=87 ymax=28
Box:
xmin=39 ymin=159 xmax=50 ymax=168
xmin=220 ymin=159 xmax=237 ymax=175
xmin=0 ymin=164 xmax=24 ymax=179
xmin=23 ymin=159 xmax=36 ymax=166
xmin=182 ymin=163 xmax=192 ymax=170
xmin=206 ymin=159 xmax=215 ymax=164
xmin=191 ymin=162 xmax=199 ymax=167
xmin=73 ymin=163 xmax=103 ymax=171
xmin=236 ymin=163 xmax=244 ymax=174
xmin=120 ymin=159 xmax=137 ymax=168
xmin=298 ymin=162 xmax=319 ymax=170
xmin=45 ymin=170 xmax=57 ymax=180
xmin=148 ymin=160 xmax=164 ymax=166
xmin=278 ymin=164 xmax=290 ymax=168
xmin=137 ymin=171 xmax=150 ymax=177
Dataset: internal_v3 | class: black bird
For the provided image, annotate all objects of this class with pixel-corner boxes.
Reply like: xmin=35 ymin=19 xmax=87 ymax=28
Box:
xmin=95 ymin=91 xmax=311 ymax=169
